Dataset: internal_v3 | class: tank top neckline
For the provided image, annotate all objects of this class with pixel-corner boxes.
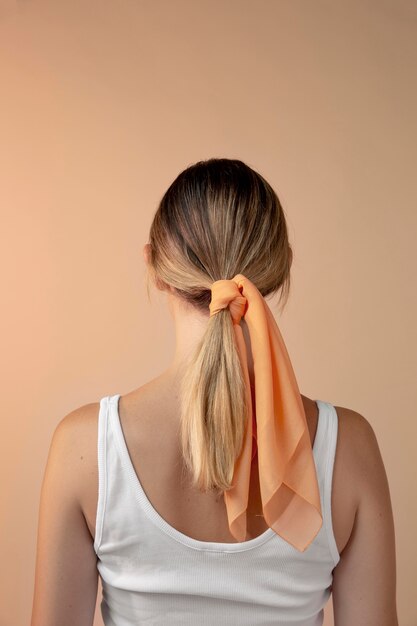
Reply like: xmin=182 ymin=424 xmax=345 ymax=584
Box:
xmin=107 ymin=393 xmax=328 ymax=553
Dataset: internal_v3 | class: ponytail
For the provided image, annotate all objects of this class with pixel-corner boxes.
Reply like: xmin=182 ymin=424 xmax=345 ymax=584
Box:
xmin=179 ymin=307 xmax=248 ymax=493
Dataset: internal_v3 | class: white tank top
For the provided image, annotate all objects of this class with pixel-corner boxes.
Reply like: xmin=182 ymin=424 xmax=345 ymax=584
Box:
xmin=94 ymin=394 xmax=340 ymax=626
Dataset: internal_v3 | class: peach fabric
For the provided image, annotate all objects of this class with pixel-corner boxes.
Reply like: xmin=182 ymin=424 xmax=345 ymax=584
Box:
xmin=209 ymin=274 xmax=323 ymax=552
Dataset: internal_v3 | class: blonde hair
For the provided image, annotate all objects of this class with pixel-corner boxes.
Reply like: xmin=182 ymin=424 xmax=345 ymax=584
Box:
xmin=146 ymin=158 xmax=292 ymax=495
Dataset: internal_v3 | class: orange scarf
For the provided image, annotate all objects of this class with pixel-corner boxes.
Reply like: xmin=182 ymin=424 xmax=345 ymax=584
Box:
xmin=209 ymin=274 xmax=322 ymax=552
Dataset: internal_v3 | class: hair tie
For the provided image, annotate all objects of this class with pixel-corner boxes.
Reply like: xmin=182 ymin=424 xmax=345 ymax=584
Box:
xmin=209 ymin=274 xmax=322 ymax=552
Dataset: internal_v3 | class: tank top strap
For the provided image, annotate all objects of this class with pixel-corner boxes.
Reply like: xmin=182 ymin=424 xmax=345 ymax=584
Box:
xmin=314 ymin=399 xmax=340 ymax=567
xmin=94 ymin=395 xmax=111 ymax=555
xmin=95 ymin=394 xmax=146 ymax=559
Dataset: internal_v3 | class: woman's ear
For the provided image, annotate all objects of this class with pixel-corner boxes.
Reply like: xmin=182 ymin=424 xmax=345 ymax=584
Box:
xmin=143 ymin=242 xmax=170 ymax=292
xmin=143 ymin=242 xmax=151 ymax=265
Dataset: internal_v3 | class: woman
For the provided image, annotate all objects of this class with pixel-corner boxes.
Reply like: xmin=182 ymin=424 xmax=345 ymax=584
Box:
xmin=31 ymin=158 xmax=398 ymax=625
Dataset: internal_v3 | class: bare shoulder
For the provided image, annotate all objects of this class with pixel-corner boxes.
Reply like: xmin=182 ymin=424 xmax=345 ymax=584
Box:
xmin=53 ymin=401 xmax=101 ymax=469
xmin=334 ymin=403 xmax=380 ymax=449
xmin=333 ymin=403 xmax=389 ymax=507
xmin=331 ymin=404 xmax=398 ymax=625
xmin=53 ymin=401 xmax=101 ymax=522
xmin=56 ymin=400 xmax=101 ymax=432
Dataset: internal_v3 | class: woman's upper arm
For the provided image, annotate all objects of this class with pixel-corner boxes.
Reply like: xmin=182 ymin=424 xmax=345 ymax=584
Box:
xmin=332 ymin=411 xmax=398 ymax=626
xmin=31 ymin=406 xmax=99 ymax=626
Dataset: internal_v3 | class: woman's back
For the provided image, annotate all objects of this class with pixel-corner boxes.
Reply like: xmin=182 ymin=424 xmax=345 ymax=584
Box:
xmin=67 ymin=371 xmax=396 ymax=625
xmin=87 ymin=387 xmax=342 ymax=624
xmin=80 ymin=375 xmax=355 ymax=554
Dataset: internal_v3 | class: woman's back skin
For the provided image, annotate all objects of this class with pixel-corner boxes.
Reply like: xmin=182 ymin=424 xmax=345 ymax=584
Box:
xmin=31 ymin=372 xmax=399 ymax=626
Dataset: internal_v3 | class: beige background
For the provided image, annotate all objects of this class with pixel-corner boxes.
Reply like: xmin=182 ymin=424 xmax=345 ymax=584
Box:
xmin=0 ymin=1 xmax=416 ymax=624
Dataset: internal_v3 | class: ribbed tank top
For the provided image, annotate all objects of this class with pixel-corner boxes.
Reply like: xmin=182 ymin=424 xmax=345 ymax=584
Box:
xmin=94 ymin=394 xmax=340 ymax=626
